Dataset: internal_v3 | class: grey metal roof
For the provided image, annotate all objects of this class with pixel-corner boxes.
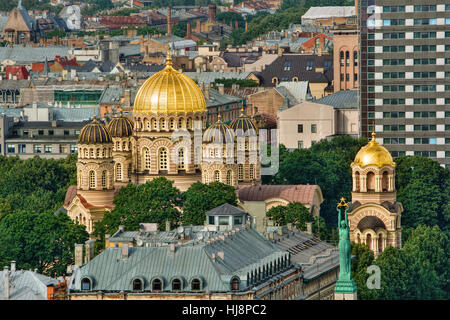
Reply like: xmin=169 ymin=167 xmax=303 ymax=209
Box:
xmin=205 ymin=203 xmax=246 ymax=216
xmin=314 ymin=90 xmax=359 ymax=109
xmin=302 ymin=6 xmax=356 ymax=20
xmin=52 ymin=107 xmax=100 ymax=121
xmin=277 ymin=81 xmax=311 ymax=104
xmin=0 ymin=268 xmax=58 ymax=300
xmin=274 ymin=86 xmax=299 ymax=106
xmin=206 ymin=88 xmax=242 ymax=108
xmin=69 ymin=227 xmax=288 ymax=294
xmin=98 ymin=87 xmax=123 ymax=105
xmin=0 ymin=46 xmax=70 ymax=64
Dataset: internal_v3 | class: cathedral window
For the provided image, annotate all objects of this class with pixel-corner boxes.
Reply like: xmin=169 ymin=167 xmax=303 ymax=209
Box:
xmin=238 ymin=164 xmax=243 ymax=181
xmin=160 ymin=118 xmax=166 ymax=130
xmin=145 ymin=119 xmax=150 ymax=131
xmin=101 ymin=170 xmax=107 ymax=189
xmin=177 ymin=148 xmax=185 ymax=170
xmin=90 ymin=148 xmax=94 ymax=158
xmin=367 ymin=172 xmax=375 ymax=191
xmin=226 ymin=170 xmax=233 ymax=186
xmin=170 ymin=118 xmax=175 ymax=130
xmin=187 ymin=118 xmax=192 ymax=130
xmin=249 ymin=164 xmax=255 ymax=180
xmin=89 ymin=171 xmax=96 ymax=189
xmin=178 ymin=118 xmax=184 ymax=129
xmin=116 ymin=163 xmax=122 ymax=181
xmin=214 ymin=170 xmax=220 ymax=182
xmin=96 ymin=149 xmax=100 ymax=158
xmin=159 ymin=147 xmax=168 ymax=170
xmin=143 ymin=148 xmax=151 ymax=170
xmin=355 ymin=171 xmax=360 ymax=191
xmin=116 ymin=141 xmax=120 ymax=151
xmin=123 ymin=141 xmax=127 ymax=151
xmin=152 ymin=119 xmax=157 ymax=130
xmin=382 ymin=171 xmax=389 ymax=191
xmin=102 ymin=148 xmax=105 ymax=158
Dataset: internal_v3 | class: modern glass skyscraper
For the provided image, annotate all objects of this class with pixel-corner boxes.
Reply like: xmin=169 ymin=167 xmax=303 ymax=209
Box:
xmin=358 ymin=1 xmax=450 ymax=167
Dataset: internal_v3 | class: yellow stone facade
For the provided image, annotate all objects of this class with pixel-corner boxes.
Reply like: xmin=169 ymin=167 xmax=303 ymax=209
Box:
xmin=348 ymin=132 xmax=402 ymax=255
xmin=65 ymin=56 xmax=261 ymax=234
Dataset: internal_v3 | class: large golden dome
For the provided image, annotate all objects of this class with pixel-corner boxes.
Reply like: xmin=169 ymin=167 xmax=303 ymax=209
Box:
xmin=352 ymin=132 xmax=396 ymax=168
xmin=133 ymin=56 xmax=206 ymax=115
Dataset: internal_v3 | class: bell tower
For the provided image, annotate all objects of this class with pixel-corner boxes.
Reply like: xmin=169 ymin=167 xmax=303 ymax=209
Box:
xmin=347 ymin=132 xmax=402 ymax=255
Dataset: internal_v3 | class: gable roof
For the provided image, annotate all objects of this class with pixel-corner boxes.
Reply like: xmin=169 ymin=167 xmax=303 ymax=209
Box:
xmin=238 ymin=185 xmax=322 ymax=206
xmin=314 ymin=90 xmax=359 ymax=109
xmin=0 ymin=268 xmax=58 ymax=300
xmin=206 ymin=203 xmax=247 ymax=216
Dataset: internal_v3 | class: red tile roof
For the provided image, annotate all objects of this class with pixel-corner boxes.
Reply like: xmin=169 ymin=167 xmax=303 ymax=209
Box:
xmin=238 ymin=185 xmax=321 ymax=205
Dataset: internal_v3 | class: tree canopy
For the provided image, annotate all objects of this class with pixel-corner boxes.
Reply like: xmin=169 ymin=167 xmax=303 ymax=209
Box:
xmin=181 ymin=181 xmax=237 ymax=226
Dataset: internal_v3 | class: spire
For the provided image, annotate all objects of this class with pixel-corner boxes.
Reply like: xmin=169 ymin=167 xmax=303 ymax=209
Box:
xmin=217 ymin=112 xmax=222 ymax=123
xmin=370 ymin=120 xmax=376 ymax=143
xmin=166 ymin=33 xmax=172 ymax=67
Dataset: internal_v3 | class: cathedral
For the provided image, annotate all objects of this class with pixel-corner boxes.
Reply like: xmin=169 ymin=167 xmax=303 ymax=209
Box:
xmin=347 ymin=131 xmax=403 ymax=255
xmin=64 ymin=53 xmax=261 ymax=234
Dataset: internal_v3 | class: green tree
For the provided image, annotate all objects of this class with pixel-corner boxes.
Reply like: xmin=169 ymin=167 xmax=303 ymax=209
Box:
xmin=172 ymin=22 xmax=187 ymax=38
xmin=181 ymin=181 xmax=237 ymax=226
xmin=0 ymin=210 xmax=88 ymax=277
xmin=94 ymin=177 xmax=182 ymax=241
xmin=266 ymin=202 xmax=313 ymax=231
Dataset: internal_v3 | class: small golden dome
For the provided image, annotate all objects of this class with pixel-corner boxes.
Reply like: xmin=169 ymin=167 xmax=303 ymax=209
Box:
xmin=107 ymin=113 xmax=134 ymax=137
xmin=352 ymin=132 xmax=395 ymax=168
xmin=203 ymin=114 xmax=235 ymax=143
xmin=78 ymin=116 xmax=112 ymax=144
xmin=229 ymin=107 xmax=258 ymax=134
xmin=133 ymin=56 xmax=206 ymax=115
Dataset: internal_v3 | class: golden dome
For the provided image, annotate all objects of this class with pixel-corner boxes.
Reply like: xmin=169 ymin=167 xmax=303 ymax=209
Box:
xmin=78 ymin=116 xmax=112 ymax=144
xmin=352 ymin=132 xmax=396 ymax=168
xmin=133 ymin=55 xmax=206 ymax=115
xmin=107 ymin=113 xmax=134 ymax=137
xmin=203 ymin=114 xmax=235 ymax=143
xmin=229 ymin=107 xmax=258 ymax=134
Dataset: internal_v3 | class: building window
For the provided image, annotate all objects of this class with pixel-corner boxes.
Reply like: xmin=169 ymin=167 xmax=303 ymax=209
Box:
xmin=89 ymin=171 xmax=96 ymax=189
xmin=208 ymin=216 xmax=215 ymax=225
xmin=353 ymin=51 xmax=358 ymax=66
xmin=158 ymin=148 xmax=168 ymax=171
xmin=231 ymin=277 xmax=240 ymax=291
xmin=132 ymin=279 xmax=143 ymax=291
xmin=18 ymin=144 xmax=26 ymax=153
xmin=7 ymin=144 xmax=15 ymax=153
xmin=70 ymin=145 xmax=77 ymax=153
xmin=238 ymin=164 xmax=243 ymax=181
xmin=191 ymin=279 xmax=201 ymax=291
xmin=172 ymin=279 xmax=182 ymax=291
xmin=311 ymin=124 xmax=317 ymax=133
xmin=249 ymin=164 xmax=255 ymax=180
xmin=298 ymin=140 xmax=303 ymax=149
xmin=297 ymin=124 xmax=303 ymax=133
xmin=116 ymin=163 xmax=122 ymax=181
xmin=143 ymin=148 xmax=150 ymax=170
xmin=218 ymin=216 xmax=229 ymax=225
xmin=34 ymin=145 xmax=42 ymax=153
xmin=152 ymin=279 xmax=162 ymax=291
xmin=226 ymin=170 xmax=233 ymax=186
xmin=177 ymin=148 xmax=185 ymax=170
xmin=44 ymin=145 xmax=52 ymax=153
xmin=101 ymin=171 xmax=107 ymax=189
xmin=81 ymin=278 xmax=91 ymax=291
xmin=233 ymin=216 xmax=243 ymax=225
xmin=214 ymin=170 xmax=220 ymax=182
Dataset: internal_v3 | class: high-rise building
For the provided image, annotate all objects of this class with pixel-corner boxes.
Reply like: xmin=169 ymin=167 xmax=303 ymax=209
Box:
xmin=358 ymin=1 xmax=450 ymax=167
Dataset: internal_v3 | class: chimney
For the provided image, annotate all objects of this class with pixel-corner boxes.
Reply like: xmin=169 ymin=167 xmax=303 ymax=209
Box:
xmin=11 ymin=261 xmax=16 ymax=272
xmin=3 ymin=266 xmax=9 ymax=300
xmin=306 ymin=222 xmax=313 ymax=235
xmin=217 ymin=83 xmax=225 ymax=95
xmin=208 ymin=4 xmax=216 ymax=21
xmin=196 ymin=20 xmax=201 ymax=33
xmin=84 ymin=240 xmax=95 ymax=264
xmin=74 ymin=244 xmax=83 ymax=266
xmin=187 ymin=22 xmax=191 ymax=38
xmin=245 ymin=21 xmax=248 ymax=32
xmin=170 ymin=243 xmax=176 ymax=253
xmin=121 ymin=244 xmax=129 ymax=259
xmin=217 ymin=251 xmax=224 ymax=260
xmin=167 ymin=7 xmax=172 ymax=35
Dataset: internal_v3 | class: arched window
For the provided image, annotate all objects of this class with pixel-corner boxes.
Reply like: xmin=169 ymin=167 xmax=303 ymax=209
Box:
xmin=143 ymin=147 xmax=150 ymax=170
xmin=81 ymin=278 xmax=91 ymax=291
xmin=272 ymin=77 xmax=278 ymax=85
xmin=382 ymin=171 xmax=389 ymax=191
xmin=102 ymin=148 xmax=105 ymax=158
xmin=84 ymin=148 xmax=88 ymax=158
xmin=191 ymin=278 xmax=201 ymax=291
xmin=249 ymin=164 xmax=255 ymax=180
xmin=238 ymin=164 xmax=243 ymax=181
xmin=116 ymin=141 xmax=120 ymax=151
xmin=214 ymin=170 xmax=220 ymax=182
xmin=89 ymin=171 xmax=96 ymax=189
xmin=123 ymin=141 xmax=127 ymax=151
xmin=152 ymin=279 xmax=162 ymax=291
xmin=132 ymin=279 xmax=143 ymax=291
xmin=172 ymin=279 xmax=182 ymax=291
xmin=178 ymin=118 xmax=183 ymax=129
xmin=159 ymin=147 xmax=168 ymax=171
xmin=340 ymin=51 xmax=344 ymax=66
xmin=226 ymin=170 xmax=233 ymax=186
xmin=187 ymin=118 xmax=192 ymax=130
xmin=378 ymin=234 xmax=383 ymax=253
xmin=160 ymin=118 xmax=166 ymax=130
xmin=101 ymin=170 xmax=107 ymax=189
xmin=230 ymin=277 xmax=240 ymax=291
xmin=152 ymin=118 xmax=157 ymax=130
xmin=345 ymin=51 xmax=350 ymax=66
xmin=144 ymin=119 xmax=150 ymax=131
xmin=367 ymin=172 xmax=375 ymax=191
xmin=96 ymin=148 xmax=100 ymax=158
xmin=169 ymin=118 xmax=175 ymax=130
xmin=90 ymin=148 xmax=94 ymax=158
xmin=116 ymin=163 xmax=122 ymax=181
xmin=353 ymin=50 xmax=358 ymax=66
xmin=177 ymin=148 xmax=185 ymax=170
xmin=355 ymin=171 xmax=360 ymax=192
xmin=366 ymin=234 xmax=372 ymax=250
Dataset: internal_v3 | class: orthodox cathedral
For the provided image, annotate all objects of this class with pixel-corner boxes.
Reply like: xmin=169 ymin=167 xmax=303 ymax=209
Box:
xmin=64 ymin=53 xmax=261 ymax=234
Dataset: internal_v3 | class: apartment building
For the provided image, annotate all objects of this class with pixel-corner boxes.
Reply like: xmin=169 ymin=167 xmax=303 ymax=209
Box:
xmin=358 ymin=1 xmax=450 ymax=167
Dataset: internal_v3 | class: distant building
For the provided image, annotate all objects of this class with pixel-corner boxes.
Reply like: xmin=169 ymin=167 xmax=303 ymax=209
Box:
xmin=5 ymin=65 xmax=29 ymax=80
xmin=301 ymin=6 xmax=357 ymax=28
xmin=0 ymin=261 xmax=67 ymax=300
xmin=2 ymin=1 xmax=39 ymax=44
xmin=331 ymin=24 xmax=358 ymax=92
xmin=277 ymin=90 xmax=359 ymax=149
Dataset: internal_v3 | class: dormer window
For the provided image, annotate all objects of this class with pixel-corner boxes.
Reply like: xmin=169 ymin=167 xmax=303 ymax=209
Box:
xmin=283 ymin=61 xmax=291 ymax=71
xmin=191 ymin=278 xmax=201 ymax=291
xmin=132 ymin=279 xmax=143 ymax=291
xmin=172 ymin=279 xmax=182 ymax=291
xmin=81 ymin=278 xmax=91 ymax=291
xmin=231 ymin=277 xmax=240 ymax=291
xmin=152 ymin=278 xmax=162 ymax=291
